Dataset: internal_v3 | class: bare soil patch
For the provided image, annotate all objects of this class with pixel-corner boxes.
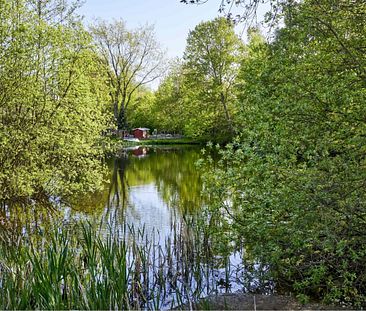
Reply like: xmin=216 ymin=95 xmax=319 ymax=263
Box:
xmin=178 ymin=293 xmax=352 ymax=310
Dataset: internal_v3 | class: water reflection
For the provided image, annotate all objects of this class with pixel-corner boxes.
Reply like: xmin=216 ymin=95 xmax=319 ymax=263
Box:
xmin=121 ymin=146 xmax=202 ymax=212
xmin=1 ymin=146 xmax=203 ymax=237
xmin=0 ymin=146 xmax=272 ymax=308
xmin=101 ymin=145 xmax=203 ymax=236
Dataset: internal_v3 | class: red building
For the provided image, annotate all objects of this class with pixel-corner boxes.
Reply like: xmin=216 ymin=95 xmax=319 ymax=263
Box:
xmin=132 ymin=128 xmax=150 ymax=139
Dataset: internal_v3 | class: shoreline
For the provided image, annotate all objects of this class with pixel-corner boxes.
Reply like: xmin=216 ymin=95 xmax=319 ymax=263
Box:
xmin=177 ymin=293 xmax=351 ymax=310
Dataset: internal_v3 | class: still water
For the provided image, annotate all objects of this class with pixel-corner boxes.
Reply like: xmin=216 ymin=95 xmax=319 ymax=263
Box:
xmin=0 ymin=145 xmax=204 ymax=245
xmin=0 ymin=145 xmax=270 ymax=309
xmin=67 ymin=145 xmax=203 ymax=237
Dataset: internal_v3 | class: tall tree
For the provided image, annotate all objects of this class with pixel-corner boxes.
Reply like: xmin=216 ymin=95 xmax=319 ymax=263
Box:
xmin=90 ymin=20 xmax=165 ymax=129
xmin=152 ymin=60 xmax=187 ymax=134
xmin=182 ymin=17 xmax=243 ymax=141
xmin=203 ymin=0 xmax=366 ymax=306
xmin=0 ymin=0 xmax=109 ymax=203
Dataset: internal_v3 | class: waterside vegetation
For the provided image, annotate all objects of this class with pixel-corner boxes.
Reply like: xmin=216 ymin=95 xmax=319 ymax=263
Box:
xmin=0 ymin=219 xmax=256 ymax=310
xmin=0 ymin=0 xmax=365 ymax=309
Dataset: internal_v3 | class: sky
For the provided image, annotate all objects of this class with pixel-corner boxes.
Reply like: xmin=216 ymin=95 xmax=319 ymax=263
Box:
xmin=78 ymin=1 xmax=269 ymax=89
xmin=78 ymin=0 xmax=230 ymax=60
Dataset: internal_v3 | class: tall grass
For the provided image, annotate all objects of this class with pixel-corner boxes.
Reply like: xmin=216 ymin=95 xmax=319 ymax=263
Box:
xmin=0 ymin=218 xmax=268 ymax=310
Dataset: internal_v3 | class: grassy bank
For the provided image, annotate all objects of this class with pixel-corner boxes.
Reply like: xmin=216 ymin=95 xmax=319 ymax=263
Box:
xmin=136 ymin=137 xmax=204 ymax=145
xmin=104 ymin=136 xmax=205 ymax=149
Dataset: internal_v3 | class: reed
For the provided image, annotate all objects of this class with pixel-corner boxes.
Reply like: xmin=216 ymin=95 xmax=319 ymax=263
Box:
xmin=0 ymin=218 xmax=257 ymax=310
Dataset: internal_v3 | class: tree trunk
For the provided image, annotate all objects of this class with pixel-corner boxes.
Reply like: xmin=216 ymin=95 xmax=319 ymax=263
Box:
xmin=220 ymin=92 xmax=234 ymax=135
xmin=113 ymin=100 xmax=118 ymax=123
xmin=117 ymin=105 xmax=127 ymax=130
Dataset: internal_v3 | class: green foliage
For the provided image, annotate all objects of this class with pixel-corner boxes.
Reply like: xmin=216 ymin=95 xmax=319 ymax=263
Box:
xmin=150 ymin=60 xmax=187 ymax=133
xmin=146 ymin=18 xmax=243 ymax=141
xmin=0 ymin=223 xmax=131 ymax=309
xmin=203 ymin=0 xmax=366 ymax=307
xmin=90 ymin=20 xmax=165 ymax=130
xmin=127 ymin=88 xmax=157 ymax=130
xmin=0 ymin=218 xmax=241 ymax=310
xmin=182 ymin=17 xmax=243 ymax=141
xmin=0 ymin=0 xmax=110 ymax=202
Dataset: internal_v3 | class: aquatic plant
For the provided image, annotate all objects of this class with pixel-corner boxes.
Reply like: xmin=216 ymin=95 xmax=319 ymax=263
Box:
xmin=0 ymin=218 xmax=259 ymax=310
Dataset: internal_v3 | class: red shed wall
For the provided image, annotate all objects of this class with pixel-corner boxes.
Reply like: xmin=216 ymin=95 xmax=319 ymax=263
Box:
xmin=133 ymin=129 xmax=144 ymax=139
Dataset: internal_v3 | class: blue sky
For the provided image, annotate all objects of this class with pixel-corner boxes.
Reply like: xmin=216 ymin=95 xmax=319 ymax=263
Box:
xmin=78 ymin=0 xmax=223 ymax=59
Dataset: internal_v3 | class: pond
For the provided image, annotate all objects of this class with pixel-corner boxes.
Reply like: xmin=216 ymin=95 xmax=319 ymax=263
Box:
xmin=0 ymin=145 xmax=272 ymax=309
xmin=1 ymin=145 xmax=202 ymax=236
xmin=66 ymin=145 xmax=204 ymax=238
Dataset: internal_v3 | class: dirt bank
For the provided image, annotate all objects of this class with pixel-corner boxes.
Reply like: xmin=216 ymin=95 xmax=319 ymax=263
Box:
xmin=177 ymin=293 xmax=351 ymax=310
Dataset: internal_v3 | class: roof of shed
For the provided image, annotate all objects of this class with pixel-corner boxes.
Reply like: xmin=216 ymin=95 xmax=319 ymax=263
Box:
xmin=133 ymin=128 xmax=150 ymax=131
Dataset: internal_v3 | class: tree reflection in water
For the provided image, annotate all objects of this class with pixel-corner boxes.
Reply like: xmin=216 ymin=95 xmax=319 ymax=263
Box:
xmin=0 ymin=146 xmax=205 ymax=241
xmin=103 ymin=145 xmax=204 ymax=237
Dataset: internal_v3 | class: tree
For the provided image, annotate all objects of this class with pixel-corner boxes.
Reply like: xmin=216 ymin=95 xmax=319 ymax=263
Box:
xmin=151 ymin=60 xmax=187 ymax=134
xmin=203 ymin=0 xmax=366 ymax=306
xmin=0 ymin=0 xmax=110 ymax=203
xmin=127 ymin=87 xmax=157 ymax=130
xmin=182 ymin=17 xmax=243 ymax=141
xmin=90 ymin=20 xmax=165 ymax=130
